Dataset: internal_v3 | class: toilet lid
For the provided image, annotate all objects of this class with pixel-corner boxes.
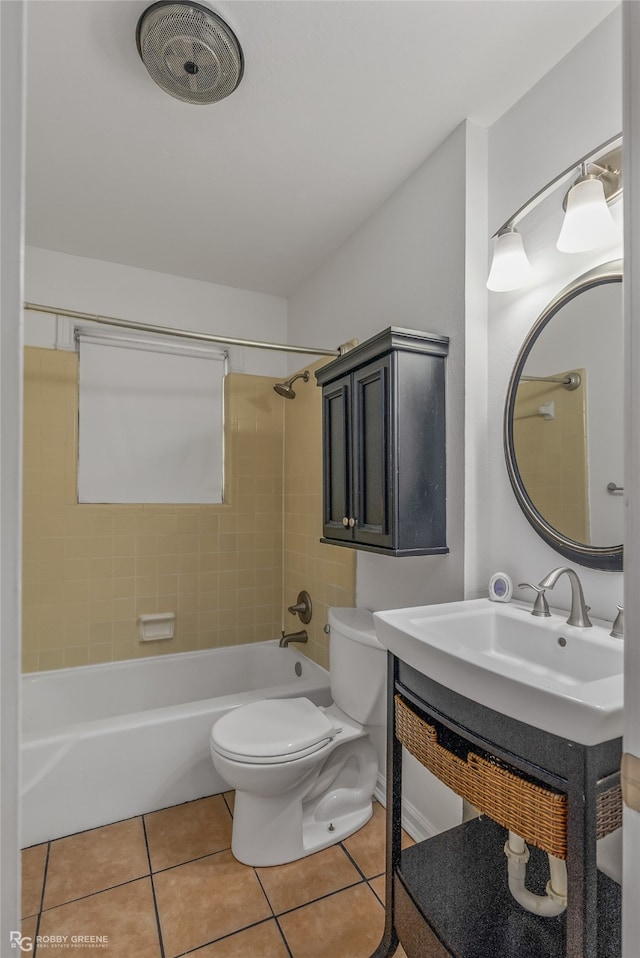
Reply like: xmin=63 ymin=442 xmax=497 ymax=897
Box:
xmin=211 ymin=697 xmax=341 ymax=764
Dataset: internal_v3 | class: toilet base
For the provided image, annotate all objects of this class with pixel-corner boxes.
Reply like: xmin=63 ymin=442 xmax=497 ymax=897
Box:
xmin=231 ymin=787 xmax=374 ymax=867
xmin=212 ymin=710 xmax=380 ymax=868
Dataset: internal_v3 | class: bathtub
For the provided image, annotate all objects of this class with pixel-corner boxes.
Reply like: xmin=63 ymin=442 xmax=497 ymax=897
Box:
xmin=21 ymin=641 xmax=330 ymax=847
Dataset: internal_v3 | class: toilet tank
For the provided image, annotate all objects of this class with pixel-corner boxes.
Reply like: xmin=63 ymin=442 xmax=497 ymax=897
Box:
xmin=328 ymin=607 xmax=386 ymax=726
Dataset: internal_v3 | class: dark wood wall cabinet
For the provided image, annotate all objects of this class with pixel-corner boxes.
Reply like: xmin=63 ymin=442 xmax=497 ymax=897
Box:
xmin=315 ymin=327 xmax=449 ymax=557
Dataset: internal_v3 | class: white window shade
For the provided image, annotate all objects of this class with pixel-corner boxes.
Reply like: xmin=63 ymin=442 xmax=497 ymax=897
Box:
xmin=78 ymin=332 xmax=225 ymax=504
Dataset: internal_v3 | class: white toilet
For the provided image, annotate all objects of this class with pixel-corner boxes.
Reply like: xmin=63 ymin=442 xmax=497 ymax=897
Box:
xmin=209 ymin=607 xmax=386 ymax=867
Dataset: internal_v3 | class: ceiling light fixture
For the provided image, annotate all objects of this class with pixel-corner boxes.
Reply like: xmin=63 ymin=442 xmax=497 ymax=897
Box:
xmin=486 ymin=138 xmax=622 ymax=292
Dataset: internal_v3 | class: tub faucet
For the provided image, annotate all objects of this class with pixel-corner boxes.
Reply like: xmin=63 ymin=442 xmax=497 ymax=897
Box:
xmin=537 ymin=567 xmax=592 ymax=628
xmin=279 ymin=629 xmax=308 ymax=648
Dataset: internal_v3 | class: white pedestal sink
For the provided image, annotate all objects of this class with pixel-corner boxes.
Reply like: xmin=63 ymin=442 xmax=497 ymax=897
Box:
xmin=373 ymin=598 xmax=623 ymax=745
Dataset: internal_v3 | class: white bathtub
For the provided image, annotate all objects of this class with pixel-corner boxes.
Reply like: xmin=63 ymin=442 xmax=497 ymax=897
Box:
xmin=21 ymin=641 xmax=330 ymax=847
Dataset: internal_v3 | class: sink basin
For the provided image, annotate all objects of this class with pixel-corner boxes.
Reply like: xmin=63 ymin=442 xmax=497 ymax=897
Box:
xmin=373 ymin=598 xmax=623 ymax=745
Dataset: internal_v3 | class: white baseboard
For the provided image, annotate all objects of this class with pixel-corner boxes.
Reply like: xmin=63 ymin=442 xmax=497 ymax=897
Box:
xmin=373 ymin=774 xmax=439 ymax=843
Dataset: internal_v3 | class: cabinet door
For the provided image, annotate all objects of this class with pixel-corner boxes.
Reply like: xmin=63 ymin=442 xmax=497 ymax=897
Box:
xmin=352 ymin=357 xmax=393 ymax=549
xmin=321 ymin=374 xmax=353 ymax=541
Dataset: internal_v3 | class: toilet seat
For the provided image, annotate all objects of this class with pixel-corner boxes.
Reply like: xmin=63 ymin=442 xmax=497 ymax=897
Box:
xmin=211 ymin=697 xmax=342 ymax=765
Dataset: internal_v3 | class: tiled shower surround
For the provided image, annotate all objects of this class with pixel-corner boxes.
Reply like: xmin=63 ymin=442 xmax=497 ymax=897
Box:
xmin=283 ymin=358 xmax=356 ymax=668
xmin=513 ymin=372 xmax=589 ymax=544
xmin=22 ymin=348 xmax=354 ymax=673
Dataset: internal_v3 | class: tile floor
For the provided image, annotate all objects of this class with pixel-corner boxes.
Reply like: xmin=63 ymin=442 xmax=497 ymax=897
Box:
xmin=22 ymin=795 xmax=411 ymax=958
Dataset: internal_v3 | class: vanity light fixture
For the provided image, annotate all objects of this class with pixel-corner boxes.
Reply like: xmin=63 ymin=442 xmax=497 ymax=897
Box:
xmin=556 ymin=163 xmax=621 ymax=253
xmin=487 ymin=137 xmax=622 ymax=292
xmin=486 ymin=227 xmax=533 ymax=292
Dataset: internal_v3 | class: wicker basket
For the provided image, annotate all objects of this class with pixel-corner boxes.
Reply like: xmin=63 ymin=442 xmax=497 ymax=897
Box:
xmin=395 ymin=695 xmax=622 ymax=860
xmin=396 ymin=696 xmax=571 ymax=857
xmin=597 ymin=782 xmax=623 ymax=840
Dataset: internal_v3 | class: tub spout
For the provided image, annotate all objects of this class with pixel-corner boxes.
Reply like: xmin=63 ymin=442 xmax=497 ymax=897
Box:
xmin=279 ymin=629 xmax=308 ymax=648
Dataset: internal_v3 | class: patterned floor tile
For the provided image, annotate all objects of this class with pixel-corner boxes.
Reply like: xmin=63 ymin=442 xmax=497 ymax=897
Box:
xmin=188 ymin=919 xmax=290 ymax=957
xmin=278 ymin=882 xmax=385 ymax=958
xmin=43 ymin=818 xmax=148 ymax=910
xmin=153 ymin=849 xmax=271 ymax=957
xmin=22 ymin=843 xmax=47 ymax=918
xmin=257 ymin=843 xmax=361 ymax=914
xmin=37 ymin=878 xmax=161 ymax=957
xmin=145 ymin=795 xmax=232 ymax=871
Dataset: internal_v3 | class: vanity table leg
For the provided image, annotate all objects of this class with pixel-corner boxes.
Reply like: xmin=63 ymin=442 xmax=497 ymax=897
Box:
xmin=565 ymin=757 xmax=599 ymax=958
xmin=370 ymin=653 xmax=402 ymax=958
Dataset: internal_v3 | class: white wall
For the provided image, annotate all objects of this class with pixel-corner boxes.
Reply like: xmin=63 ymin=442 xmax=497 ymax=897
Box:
xmin=463 ymin=122 xmax=490 ymax=600
xmin=484 ymin=8 xmax=623 ymax=622
xmin=24 ymin=247 xmax=290 ymax=377
xmin=288 ymin=121 xmax=470 ymax=616
xmin=489 ymin=10 xmax=622 ymax=240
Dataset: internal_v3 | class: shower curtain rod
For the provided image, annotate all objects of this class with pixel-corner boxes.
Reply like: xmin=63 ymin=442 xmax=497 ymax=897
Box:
xmin=520 ymin=372 xmax=581 ymax=389
xmin=23 ymin=302 xmax=341 ymax=358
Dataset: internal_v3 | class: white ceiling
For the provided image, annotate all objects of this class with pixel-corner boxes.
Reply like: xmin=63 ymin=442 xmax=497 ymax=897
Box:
xmin=25 ymin=0 xmax=618 ymax=297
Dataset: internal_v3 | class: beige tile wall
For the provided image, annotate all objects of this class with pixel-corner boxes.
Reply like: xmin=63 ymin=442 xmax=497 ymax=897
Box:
xmin=283 ymin=361 xmax=355 ymax=669
xmin=513 ymin=370 xmax=589 ymax=543
xmin=22 ymin=347 xmax=284 ymax=672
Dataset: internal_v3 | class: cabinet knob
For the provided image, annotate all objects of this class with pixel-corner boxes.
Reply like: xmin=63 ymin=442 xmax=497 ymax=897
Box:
xmin=348 ymin=517 xmax=356 ymax=528
xmin=342 ymin=517 xmax=349 ymax=527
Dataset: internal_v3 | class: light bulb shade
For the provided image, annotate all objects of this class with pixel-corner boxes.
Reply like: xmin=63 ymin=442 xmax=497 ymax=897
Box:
xmin=556 ymin=176 xmax=620 ymax=253
xmin=486 ymin=228 xmax=532 ymax=292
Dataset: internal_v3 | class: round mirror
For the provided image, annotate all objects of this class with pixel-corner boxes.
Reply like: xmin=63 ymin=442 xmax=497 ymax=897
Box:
xmin=504 ymin=259 xmax=623 ymax=571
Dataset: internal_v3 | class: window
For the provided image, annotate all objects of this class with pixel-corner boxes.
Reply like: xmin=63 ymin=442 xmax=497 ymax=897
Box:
xmin=77 ymin=330 xmax=225 ymax=504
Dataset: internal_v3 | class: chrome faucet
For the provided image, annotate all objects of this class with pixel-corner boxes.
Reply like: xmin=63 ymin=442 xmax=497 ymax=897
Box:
xmin=278 ymin=629 xmax=309 ymax=648
xmin=518 ymin=582 xmax=551 ymax=617
xmin=537 ymin=567 xmax=592 ymax=628
xmin=610 ymin=605 xmax=624 ymax=639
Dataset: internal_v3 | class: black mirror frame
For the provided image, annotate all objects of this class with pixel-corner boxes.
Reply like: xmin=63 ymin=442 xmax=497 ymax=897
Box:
xmin=504 ymin=259 xmax=623 ymax=572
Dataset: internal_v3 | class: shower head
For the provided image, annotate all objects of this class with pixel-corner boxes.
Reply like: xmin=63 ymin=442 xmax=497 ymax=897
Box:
xmin=273 ymin=382 xmax=295 ymax=399
xmin=273 ymin=371 xmax=309 ymax=400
